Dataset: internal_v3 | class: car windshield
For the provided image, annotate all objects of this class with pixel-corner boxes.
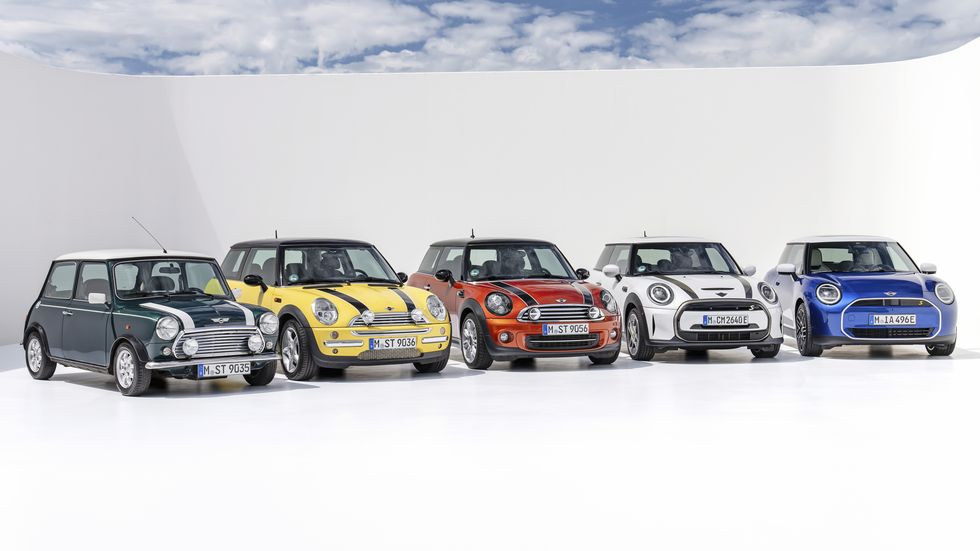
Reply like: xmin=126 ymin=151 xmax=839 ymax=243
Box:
xmin=808 ymin=242 xmax=917 ymax=274
xmin=113 ymin=259 xmax=231 ymax=299
xmin=631 ymin=243 xmax=739 ymax=275
xmin=465 ymin=244 xmax=575 ymax=281
xmin=282 ymin=246 xmax=399 ymax=285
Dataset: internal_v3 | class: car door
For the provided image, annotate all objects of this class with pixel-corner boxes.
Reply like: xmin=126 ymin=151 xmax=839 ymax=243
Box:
xmin=772 ymin=244 xmax=804 ymax=328
xmin=62 ymin=261 xmax=112 ymax=366
xmin=236 ymin=247 xmax=278 ymax=305
xmin=407 ymin=246 xmax=441 ymax=293
xmin=594 ymin=245 xmax=632 ymax=305
xmin=34 ymin=261 xmax=78 ymax=358
xmin=429 ymin=247 xmax=464 ymax=328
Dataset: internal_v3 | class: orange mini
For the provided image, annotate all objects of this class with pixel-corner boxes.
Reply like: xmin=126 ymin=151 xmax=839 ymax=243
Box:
xmin=409 ymin=238 xmax=621 ymax=369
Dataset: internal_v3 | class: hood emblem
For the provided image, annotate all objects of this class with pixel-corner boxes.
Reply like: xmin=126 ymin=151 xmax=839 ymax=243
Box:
xmin=715 ymin=292 xmax=727 ymax=297
xmin=386 ymin=306 xmax=394 ymax=311
xmin=211 ymin=317 xmax=229 ymax=324
xmin=884 ymin=291 xmax=897 ymax=297
xmin=555 ymin=298 xmax=567 ymax=303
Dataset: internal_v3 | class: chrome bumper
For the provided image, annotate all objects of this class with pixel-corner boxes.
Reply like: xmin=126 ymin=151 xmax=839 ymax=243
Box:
xmin=145 ymin=353 xmax=280 ymax=370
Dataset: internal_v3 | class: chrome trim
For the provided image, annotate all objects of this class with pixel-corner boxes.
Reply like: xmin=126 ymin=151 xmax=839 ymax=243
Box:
xmin=172 ymin=326 xmax=264 ymax=359
xmin=39 ymin=304 xmax=109 ymax=314
xmin=672 ymin=299 xmax=771 ymax=342
xmin=142 ymin=303 xmax=195 ymax=329
xmin=324 ymin=340 xmax=363 ymax=348
xmin=145 ymin=353 xmax=279 ymax=369
xmin=351 ymin=328 xmax=431 ymax=336
xmin=840 ymin=296 xmax=941 ymax=341
xmin=422 ymin=336 xmax=449 ymax=343
xmin=516 ymin=304 xmax=604 ymax=322
xmin=349 ymin=311 xmax=416 ymax=326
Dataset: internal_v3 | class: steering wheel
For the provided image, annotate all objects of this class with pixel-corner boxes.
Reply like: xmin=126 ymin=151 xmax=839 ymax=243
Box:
xmin=352 ymin=269 xmax=370 ymax=280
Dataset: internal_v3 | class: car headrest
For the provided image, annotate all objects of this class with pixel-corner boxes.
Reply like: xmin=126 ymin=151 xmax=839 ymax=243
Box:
xmin=82 ymin=278 xmax=110 ymax=296
xmin=148 ymin=276 xmax=176 ymax=292
xmin=809 ymin=248 xmax=824 ymax=268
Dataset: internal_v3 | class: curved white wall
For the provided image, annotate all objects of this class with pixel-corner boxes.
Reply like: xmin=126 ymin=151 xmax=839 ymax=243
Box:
xmin=2 ymin=41 xmax=977 ymax=344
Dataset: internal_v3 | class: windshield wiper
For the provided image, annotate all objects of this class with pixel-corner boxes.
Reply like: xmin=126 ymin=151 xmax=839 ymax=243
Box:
xmin=353 ymin=277 xmax=400 ymax=284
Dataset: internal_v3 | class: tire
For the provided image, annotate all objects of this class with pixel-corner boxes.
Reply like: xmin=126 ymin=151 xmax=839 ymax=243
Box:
xmin=25 ymin=332 xmax=56 ymax=380
xmin=460 ymin=314 xmax=493 ymax=370
xmin=750 ymin=344 xmax=780 ymax=358
xmin=795 ymin=302 xmax=823 ymax=357
xmin=926 ymin=340 xmax=956 ymax=357
xmin=414 ymin=356 xmax=449 ymax=373
xmin=114 ymin=343 xmax=151 ymax=396
xmin=244 ymin=361 xmax=277 ymax=386
xmin=279 ymin=320 xmax=319 ymax=381
xmin=589 ymin=342 xmax=621 ymax=365
xmin=624 ymin=308 xmax=656 ymax=361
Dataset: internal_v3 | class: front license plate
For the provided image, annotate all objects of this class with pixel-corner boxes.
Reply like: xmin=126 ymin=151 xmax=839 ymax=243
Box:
xmin=703 ymin=314 xmax=749 ymax=326
xmin=542 ymin=323 xmax=589 ymax=335
xmin=871 ymin=314 xmax=917 ymax=326
xmin=197 ymin=362 xmax=251 ymax=378
xmin=369 ymin=336 xmax=418 ymax=350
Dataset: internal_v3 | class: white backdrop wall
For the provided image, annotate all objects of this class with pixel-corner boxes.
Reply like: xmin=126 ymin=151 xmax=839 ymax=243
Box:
xmin=1 ymin=41 xmax=977 ymax=345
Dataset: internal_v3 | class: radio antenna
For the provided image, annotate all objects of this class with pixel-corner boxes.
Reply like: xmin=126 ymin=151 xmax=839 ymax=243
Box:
xmin=131 ymin=217 xmax=167 ymax=253
xmin=643 ymin=230 xmax=648 ymax=237
xmin=470 ymin=228 xmax=475 ymax=238
xmin=275 ymin=229 xmax=278 ymax=239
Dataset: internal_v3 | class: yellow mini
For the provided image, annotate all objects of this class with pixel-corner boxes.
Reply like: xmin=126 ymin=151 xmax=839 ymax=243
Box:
xmin=222 ymin=238 xmax=451 ymax=380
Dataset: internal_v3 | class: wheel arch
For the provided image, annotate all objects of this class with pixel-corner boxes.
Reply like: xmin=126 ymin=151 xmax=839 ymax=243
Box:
xmin=108 ymin=335 xmax=149 ymax=374
xmin=23 ymin=322 xmax=49 ymax=352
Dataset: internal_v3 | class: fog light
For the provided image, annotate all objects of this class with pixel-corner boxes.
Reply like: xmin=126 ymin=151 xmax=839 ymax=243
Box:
xmin=527 ymin=307 xmax=541 ymax=321
xmin=361 ymin=310 xmax=375 ymax=325
xmin=265 ymin=340 xmax=274 ymax=350
xmin=440 ymin=327 xmax=446 ymax=335
xmin=182 ymin=338 xmax=199 ymax=357
xmin=162 ymin=347 xmax=172 ymax=356
xmin=610 ymin=328 xmax=618 ymax=340
xmin=499 ymin=331 xmax=512 ymax=343
xmin=411 ymin=308 xmax=426 ymax=323
xmin=248 ymin=334 xmax=264 ymax=353
xmin=588 ymin=307 xmax=602 ymax=320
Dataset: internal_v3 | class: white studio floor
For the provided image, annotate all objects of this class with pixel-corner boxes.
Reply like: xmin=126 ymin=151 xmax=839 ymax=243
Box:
xmin=2 ymin=342 xmax=980 ymax=551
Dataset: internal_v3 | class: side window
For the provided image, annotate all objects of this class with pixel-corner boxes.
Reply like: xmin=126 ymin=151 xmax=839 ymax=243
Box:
xmin=436 ymin=247 xmax=464 ymax=278
xmin=44 ymin=262 xmax=77 ymax=299
xmin=610 ymin=246 xmax=631 ymax=273
xmin=74 ymin=262 xmax=110 ymax=300
xmin=221 ymin=249 xmax=246 ymax=279
xmin=594 ymin=245 xmax=615 ymax=270
xmin=244 ymin=248 xmax=277 ymax=283
xmin=417 ymin=247 xmax=440 ymax=274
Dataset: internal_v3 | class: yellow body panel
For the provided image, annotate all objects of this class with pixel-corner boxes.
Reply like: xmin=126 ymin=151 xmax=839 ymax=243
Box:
xmin=228 ymin=279 xmax=451 ymax=361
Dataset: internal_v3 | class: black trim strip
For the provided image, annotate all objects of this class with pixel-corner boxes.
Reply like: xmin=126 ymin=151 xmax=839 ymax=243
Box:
xmin=734 ymin=276 xmax=753 ymax=298
xmin=390 ymin=288 xmax=416 ymax=312
xmin=318 ymin=289 xmax=368 ymax=313
xmin=653 ymin=275 xmax=699 ymax=300
xmin=490 ymin=281 xmax=538 ymax=306
xmin=572 ymin=283 xmax=594 ymax=305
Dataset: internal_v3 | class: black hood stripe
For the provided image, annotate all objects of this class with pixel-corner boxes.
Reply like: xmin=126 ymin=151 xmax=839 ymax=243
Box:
xmin=489 ymin=281 xmax=538 ymax=306
xmin=652 ymin=275 xmax=699 ymax=300
xmin=572 ymin=282 xmax=594 ymax=305
xmin=390 ymin=287 xmax=416 ymax=312
xmin=318 ymin=289 xmax=368 ymax=313
xmin=734 ymin=276 xmax=753 ymax=298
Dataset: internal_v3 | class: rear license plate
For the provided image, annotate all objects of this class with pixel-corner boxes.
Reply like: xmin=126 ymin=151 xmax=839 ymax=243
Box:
xmin=542 ymin=323 xmax=589 ymax=335
xmin=198 ymin=362 xmax=251 ymax=378
xmin=369 ymin=336 xmax=418 ymax=350
xmin=871 ymin=314 xmax=916 ymax=326
xmin=702 ymin=314 xmax=749 ymax=326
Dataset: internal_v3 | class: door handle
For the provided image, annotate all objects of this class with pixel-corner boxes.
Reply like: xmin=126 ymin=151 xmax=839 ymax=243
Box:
xmin=62 ymin=311 xmax=73 ymax=316
xmin=424 ymin=284 xmax=431 ymax=291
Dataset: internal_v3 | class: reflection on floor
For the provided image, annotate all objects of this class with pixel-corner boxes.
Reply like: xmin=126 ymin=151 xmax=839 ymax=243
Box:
xmin=2 ymin=342 xmax=978 ymax=550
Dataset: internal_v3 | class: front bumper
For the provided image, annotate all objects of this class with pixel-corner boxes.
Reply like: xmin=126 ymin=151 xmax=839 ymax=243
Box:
xmin=145 ymin=353 xmax=280 ymax=369
xmin=645 ymin=300 xmax=783 ymax=350
xmin=307 ymin=322 xmax=452 ymax=368
xmin=806 ymin=296 xmax=957 ymax=346
xmin=478 ymin=316 xmax=621 ymax=360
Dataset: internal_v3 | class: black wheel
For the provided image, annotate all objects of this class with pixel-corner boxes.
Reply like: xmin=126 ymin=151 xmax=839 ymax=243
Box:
xmin=460 ymin=314 xmax=493 ymax=370
xmin=750 ymin=344 xmax=780 ymax=358
xmin=244 ymin=361 xmax=277 ymax=386
xmin=795 ymin=303 xmax=823 ymax=357
xmin=414 ymin=356 xmax=449 ymax=373
xmin=588 ymin=341 xmax=621 ymax=365
xmin=624 ymin=308 xmax=656 ymax=361
xmin=926 ymin=340 xmax=956 ymax=356
xmin=279 ymin=320 xmax=319 ymax=381
xmin=114 ymin=343 xmax=152 ymax=396
xmin=25 ymin=332 xmax=56 ymax=380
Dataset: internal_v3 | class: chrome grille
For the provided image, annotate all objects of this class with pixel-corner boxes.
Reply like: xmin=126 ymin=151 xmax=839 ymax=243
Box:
xmin=358 ymin=348 xmax=422 ymax=360
xmin=175 ymin=327 xmax=257 ymax=359
xmin=517 ymin=305 xmax=596 ymax=322
xmin=350 ymin=312 xmax=414 ymax=326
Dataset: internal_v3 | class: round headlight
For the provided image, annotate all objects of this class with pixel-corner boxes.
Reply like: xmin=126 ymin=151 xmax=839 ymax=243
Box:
xmin=600 ymin=290 xmax=618 ymax=313
xmin=411 ymin=308 xmax=427 ymax=323
xmin=485 ymin=292 xmax=512 ymax=316
xmin=311 ymin=298 xmax=339 ymax=325
xmin=155 ymin=316 xmax=180 ymax=340
xmin=259 ymin=312 xmax=279 ymax=335
xmin=361 ymin=310 xmax=376 ymax=325
xmin=935 ymin=283 xmax=954 ymax=304
xmin=815 ymin=283 xmax=841 ymax=305
xmin=588 ymin=306 xmax=602 ymax=320
xmin=758 ymin=282 xmax=778 ymax=304
xmin=648 ymin=284 xmax=673 ymax=305
xmin=248 ymin=334 xmax=264 ymax=353
xmin=527 ymin=307 xmax=541 ymax=321
xmin=426 ymin=295 xmax=447 ymax=321
xmin=182 ymin=338 xmax=198 ymax=357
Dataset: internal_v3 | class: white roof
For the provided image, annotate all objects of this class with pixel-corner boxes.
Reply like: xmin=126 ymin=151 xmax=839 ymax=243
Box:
xmin=55 ymin=249 xmax=214 ymax=261
xmin=789 ymin=235 xmax=895 ymax=244
xmin=608 ymin=236 xmax=717 ymax=245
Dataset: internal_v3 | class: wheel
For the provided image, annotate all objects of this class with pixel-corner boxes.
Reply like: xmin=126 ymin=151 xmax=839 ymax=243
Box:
xmin=114 ymin=343 xmax=151 ymax=396
xmin=25 ymin=332 xmax=56 ymax=380
xmin=244 ymin=361 xmax=277 ymax=386
xmin=279 ymin=320 xmax=319 ymax=381
xmin=795 ymin=302 xmax=823 ymax=357
xmin=460 ymin=314 xmax=493 ymax=370
xmin=926 ymin=340 xmax=956 ymax=356
xmin=750 ymin=344 xmax=780 ymax=358
xmin=414 ymin=356 xmax=449 ymax=373
xmin=588 ymin=341 xmax=621 ymax=365
xmin=624 ymin=308 xmax=656 ymax=361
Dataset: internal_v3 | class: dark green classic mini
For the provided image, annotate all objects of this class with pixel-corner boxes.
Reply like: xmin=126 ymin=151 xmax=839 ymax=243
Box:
xmin=23 ymin=250 xmax=281 ymax=396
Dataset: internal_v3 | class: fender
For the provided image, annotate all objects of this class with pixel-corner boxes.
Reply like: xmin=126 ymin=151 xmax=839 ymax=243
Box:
xmin=458 ymin=297 xmax=490 ymax=334
xmin=109 ymin=335 xmax=150 ymax=371
xmin=277 ymin=304 xmax=310 ymax=328
xmin=623 ymin=292 xmax=645 ymax=317
xmin=23 ymin=322 xmax=48 ymax=351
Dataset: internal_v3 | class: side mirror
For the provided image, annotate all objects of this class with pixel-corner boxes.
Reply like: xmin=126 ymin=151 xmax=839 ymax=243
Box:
xmin=742 ymin=265 xmax=757 ymax=277
xmin=575 ymin=268 xmax=590 ymax=280
xmin=243 ymin=274 xmax=268 ymax=292
xmin=920 ymin=262 xmax=937 ymax=274
xmin=396 ymin=272 xmax=409 ymax=283
xmin=434 ymin=269 xmax=454 ymax=283
xmin=776 ymin=263 xmax=797 ymax=276
xmin=87 ymin=292 xmax=108 ymax=305
xmin=602 ymin=264 xmax=621 ymax=280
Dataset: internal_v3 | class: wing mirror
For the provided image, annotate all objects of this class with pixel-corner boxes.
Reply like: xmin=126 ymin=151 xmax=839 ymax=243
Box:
xmin=575 ymin=268 xmax=590 ymax=280
xmin=396 ymin=272 xmax=409 ymax=283
xmin=742 ymin=265 xmax=757 ymax=277
xmin=87 ymin=292 xmax=108 ymax=305
xmin=602 ymin=264 xmax=622 ymax=281
xmin=243 ymin=274 xmax=268 ymax=292
xmin=920 ymin=262 xmax=937 ymax=274
xmin=434 ymin=269 xmax=455 ymax=284
xmin=776 ymin=263 xmax=797 ymax=275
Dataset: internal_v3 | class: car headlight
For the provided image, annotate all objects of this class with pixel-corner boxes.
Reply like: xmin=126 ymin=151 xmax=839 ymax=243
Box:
xmin=648 ymin=284 xmax=673 ymax=305
xmin=155 ymin=315 xmax=180 ymax=340
xmin=248 ymin=334 xmax=265 ymax=353
xmin=311 ymin=298 xmax=339 ymax=325
xmin=485 ymin=292 xmax=512 ymax=316
xmin=600 ymin=290 xmax=618 ymax=313
xmin=935 ymin=283 xmax=955 ymax=304
xmin=411 ymin=308 xmax=427 ymax=323
xmin=758 ymin=282 xmax=778 ymax=304
xmin=259 ymin=312 xmax=279 ymax=335
xmin=426 ymin=295 xmax=447 ymax=321
xmin=815 ymin=283 xmax=841 ymax=305
xmin=527 ymin=307 xmax=541 ymax=321
xmin=587 ymin=306 xmax=602 ymax=320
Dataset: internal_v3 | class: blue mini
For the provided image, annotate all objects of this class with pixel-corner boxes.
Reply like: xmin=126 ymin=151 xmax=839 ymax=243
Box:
xmin=765 ymin=236 xmax=956 ymax=357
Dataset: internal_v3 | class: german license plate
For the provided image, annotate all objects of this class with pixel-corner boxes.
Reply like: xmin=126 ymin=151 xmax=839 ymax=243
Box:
xmin=369 ymin=336 xmax=417 ymax=350
xmin=703 ymin=314 xmax=749 ymax=326
xmin=871 ymin=314 xmax=916 ymax=325
xmin=197 ymin=362 xmax=251 ymax=378
xmin=542 ymin=323 xmax=589 ymax=335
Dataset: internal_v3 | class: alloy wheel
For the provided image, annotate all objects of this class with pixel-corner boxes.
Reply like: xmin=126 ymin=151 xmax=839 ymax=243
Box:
xmin=462 ymin=318 xmax=478 ymax=363
xmin=627 ymin=312 xmax=640 ymax=356
xmin=27 ymin=338 xmax=42 ymax=373
xmin=795 ymin=307 xmax=808 ymax=349
xmin=115 ymin=349 xmax=135 ymax=389
xmin=281 ymin=327 xmax=300 ymax=373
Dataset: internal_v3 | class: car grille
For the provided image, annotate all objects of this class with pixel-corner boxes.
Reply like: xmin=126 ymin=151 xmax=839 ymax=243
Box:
xmin=851 ymin=328 xmax=934 ymax=339
xmin=350 ymin=312 xmax=413 ymax=326
xmin=679 ymin=301 xmax=763 ymax=312
xmin=525 ymin=333 xmax=600 ymax=350
xmin=175 ymin=327 xmax=257 ymax=359
xmin=517 ymin=305 xmax=596 ymax=322
xmin=357 ymin=349 xmax=422 ymax=361
xmin=674 ymin=300 xmax=770 ymax=343
xmin=850 ymin=298 xmax=932 ymax=308
xmin=679 ymin=330 xmax=769 ymax=342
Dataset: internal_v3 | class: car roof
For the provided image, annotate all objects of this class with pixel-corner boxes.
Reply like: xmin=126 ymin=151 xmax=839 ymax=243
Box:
xmin=54 ymin=249 xmax=214 ymax=261
xmin=788 ymin=235 xmax=896 ymax=244
xmin=429 ymin=237 xmax=556 ymax=247
xmin=604 ymin=236 xmax=718 ymax=245
xmin=230 ymin=238 xmax=373 ymax=248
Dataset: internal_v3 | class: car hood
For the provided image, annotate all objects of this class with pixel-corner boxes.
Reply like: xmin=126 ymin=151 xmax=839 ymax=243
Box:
xmin=813 ymin=272 xmax=929 ymax=297
xmin=474 ymin=279 xmax=599 ymax=306
xmin=139 ymin=297 xmax=259 ymax=329
xmin=291 ymin=283 xmax=435 ymax=315
xmin=641 ymin=273 xmax=760 ymax=300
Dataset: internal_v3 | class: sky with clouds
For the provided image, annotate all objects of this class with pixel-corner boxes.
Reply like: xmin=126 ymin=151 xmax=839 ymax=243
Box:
xmin=0 ymin=1 xmax=978 ymax=74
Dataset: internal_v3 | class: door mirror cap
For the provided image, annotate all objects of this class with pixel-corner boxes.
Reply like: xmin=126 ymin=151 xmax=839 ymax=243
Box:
xmin=396 ymin=272 xmax=409 ymax=283
xmin=243 ymin=274 xmax=268 ymax=291
xmin=575 ymin=268 xmax=590 ymax=280
xmin=742 ymin=265 xmax=757 ymax=277
xmin=87 ymin=292 xmax=107 ymax=305
xmin=434 ymin=269 xmax=454 ymax=283
xmin=920 ymin=262 xmax=937 ymax=274
xmin=602 ymin=264 xmax=621 ymax=278
xmin=776 ymin=263 xmax=797 ymax=275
